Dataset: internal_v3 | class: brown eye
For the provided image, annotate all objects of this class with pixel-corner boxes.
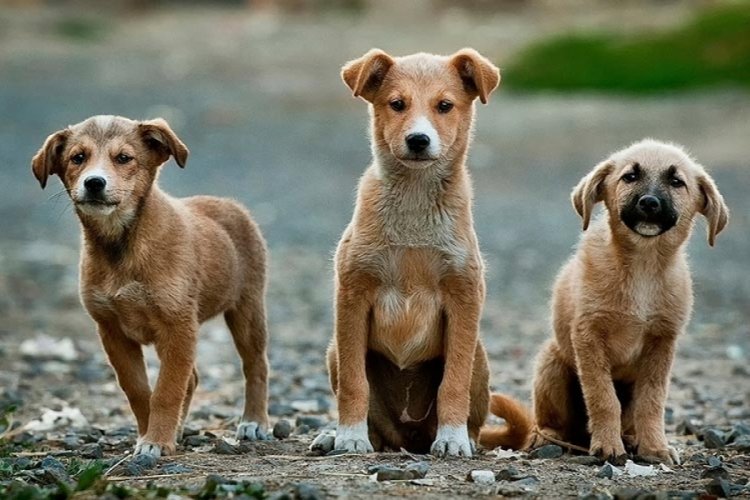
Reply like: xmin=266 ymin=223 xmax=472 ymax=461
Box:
xmin=390 ymin=99 xmax=405 ymax=112
xmin=670 ymin=177 xmax=685 ymax=188
xmin=71 ymin=153 xmax=85 ymax=165
xmin=437 ymin=100 xmax=454 ymax=113
xmin=116 ymin=153 xmax=133 ymax=165
xmin=621 ymin=162 xmax=640 ymax=183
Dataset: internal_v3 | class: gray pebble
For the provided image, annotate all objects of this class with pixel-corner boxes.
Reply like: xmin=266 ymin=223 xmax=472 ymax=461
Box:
xmin=597 ymin=463 xmax=617 ymax=479
xmin=273 ymin=419 xmax=292 ymax=439
xmin=707 ymin=455 xmax=722 ymax=467
xmin=294 ymin=482 xmax=324 ymax=500
xmin=567 ymin=455 xmax=603 ymax=466
xmin=529 ymin=444 xmax=563 ymax=459
xmin=703 ymin=429 xmax=726 ymax=449
xmin=131 ymin=453 xmax=158 ymax=469
xmin=495 ymin=467 xmax=522 ymax=481
xmin=80 ymin=443 xmax=103 ymax=459
xmin=701 ymin=465 xmax=730 ymax=480
xmin=212 ymin=440 xmax=240 ymax=455
xmin=40 ymin=456 xmax=69 ymax=484
xmin=376 ymin=466 xmax=413 ymax=481
xmin=404 ymin=461 xmax=429 ymax=479
xmin=732 ymin=435 xmax=750 ymax=452
xmin=184 ymin=434 xmax=211 ymax=447
xmin=705 ymin=478 xmax=732 ymax=498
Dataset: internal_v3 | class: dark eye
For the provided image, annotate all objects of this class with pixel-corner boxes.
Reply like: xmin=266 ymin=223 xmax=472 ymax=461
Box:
xmin=437 ymin=100 xmax=454 ymax=113
xmin=116 ymin=153 xmax=133 ymax=165
xmin=621 ymin=171 xmax=639 ymax=183
xmin=389 ymin=99 xmax=405 ymax=112
xmin=670 ymin=177 xmax=685 ymax=188
xmin=71 ymin=153 xmax=85 ymax=165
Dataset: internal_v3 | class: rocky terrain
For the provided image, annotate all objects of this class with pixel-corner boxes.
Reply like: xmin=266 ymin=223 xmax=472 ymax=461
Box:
xmin=0 ymin=3 xmax=748 ymax=498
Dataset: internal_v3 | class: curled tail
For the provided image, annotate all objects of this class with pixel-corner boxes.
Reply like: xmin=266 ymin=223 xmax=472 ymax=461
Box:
xmin=478 ymin=393 xmax=533 ymax=450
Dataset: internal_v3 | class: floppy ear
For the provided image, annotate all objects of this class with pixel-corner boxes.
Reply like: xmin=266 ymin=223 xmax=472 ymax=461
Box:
xmin=341 ymin=49 xmax=395 ymax=103
xmin=450 ymin=48 xmax=501 ymax=104
xmin=138 ymin=118 xmax=189 ymax=168
xmin=571 ymin=160 xmax=614 ymax=231
xmin=697 ymin=173 xmax=729 ymax=247
xmin=31 ymin=129 xmax=70 ymax=189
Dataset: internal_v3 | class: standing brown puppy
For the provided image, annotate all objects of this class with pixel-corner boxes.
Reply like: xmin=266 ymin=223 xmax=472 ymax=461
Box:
xmin=481 ymin=139 xmax=728 ymax=464
xmin=32 ymin=115 xmax=270 ymax=458
xmin=312 ymin=49 xmax=500 ymax=457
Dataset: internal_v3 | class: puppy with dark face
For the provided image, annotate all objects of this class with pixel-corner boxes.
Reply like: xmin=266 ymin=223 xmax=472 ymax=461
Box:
xmin=311 ymin=49 xmax=500 ymax=457
xmin=480 ymin=139 xmax=729 ymax=464
xmin=32 ymin=115 xmax=270 ymax=458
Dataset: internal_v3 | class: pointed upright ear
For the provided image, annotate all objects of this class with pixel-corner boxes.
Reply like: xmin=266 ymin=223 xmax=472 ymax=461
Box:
xmin=341 ymin=49 xmax=395 ymax=103
xmin=31 ymin=129 xmax=70 ymax=189
xmin=450 ymin=48 xmax=500 ymax=104
xmin=697 ymin=173 xmax=729 ymax=247
xmin=571 ymin=160 xmax=614 ymax=231
xmin=138 ymin=118 xmax=189 ymax=168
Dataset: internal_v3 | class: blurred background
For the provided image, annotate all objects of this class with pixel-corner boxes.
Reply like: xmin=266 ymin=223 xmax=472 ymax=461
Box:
xmin=0 ymin=0 xmax=748 ymax=441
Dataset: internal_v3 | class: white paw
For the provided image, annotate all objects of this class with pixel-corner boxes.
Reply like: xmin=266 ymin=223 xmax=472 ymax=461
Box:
xmin=310 ymin=429 xmax=336 ymax=453
xmin=236 ymin=421 xmax=269 ymax=441
xmin=431 ymin=424 xmax=473 ymax=457
xmin=134 ymin=441 xmax=162 ymax=459
xmin=334 ymin=421 xmax=373 ymax=453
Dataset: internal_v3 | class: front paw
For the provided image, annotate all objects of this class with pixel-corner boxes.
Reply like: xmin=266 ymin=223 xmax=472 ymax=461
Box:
xmin=590 ymin=433 xmax=626 ymax=464
xmin=431 ymin=425 xmax=473 ymax=458
xmin=134 ymin=439 xmax=175 ymax=459
xmin=334 ymin=422 xmax=373 ymax=453
xmin=637 ymin=444 xmax=680 ymax=465
xmin=236 ymin=420 xmax=270 ymax=441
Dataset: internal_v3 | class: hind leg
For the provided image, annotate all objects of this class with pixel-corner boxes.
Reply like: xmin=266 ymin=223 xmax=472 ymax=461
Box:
xmin=530 ymin=339 xmax=580 ymax=448
xmin=226 ymin=292 xmax=270 ymax=440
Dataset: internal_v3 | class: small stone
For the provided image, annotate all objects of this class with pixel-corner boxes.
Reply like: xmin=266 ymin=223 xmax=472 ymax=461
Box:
xmin=728 ymin=423 xmax=750 ymax=442
xmin=212 ymin=440 xmax=240 ymax=455
xmin=529 ymin=444 xmax=563 ymax=459
xmin=273 ymin=420 xmax=292 ymax=439
xmin=294 ymin=482 xmax=324 ymax=500
xmin=309 ymin=432 xmax=335 ymax=454
xmin=732 ymin=435 xmax=750 ymax=452
xmin=295 ymin=416 xmax=324 ymax=431
xmin=612 ymin=488 xmax=647 ymax=500
xmin=63 ymin=435 xmax=82 ymax=450
xmin=705 ymin=478 xmax=731 ymax=498
xmin=467 ymin=469 xmax=495 ymax=485
xmin=404 ymin=461 xmax=429 ymax=479
xmin=131 ymin=453 xmax=158 ymax=469
xmin=704 ymin=429 xmax=726 ymax=449
xmin=161 ymin=463 xmax=193 ymax=474
xmin=597 ymin=463 xmax=619 ymax=479
xmin=707 ymin=455 xmax=722 ymax=467
xmin=80 ymin=443 xmax=103 ymax=459
xmin=514 ymin=476 xmax=540 ymax=490
xmin=295 ymin=424 xmax=310 ymax=435
xmin=184 ymin=434 xmax=211 ymax=447
xmin=376 ymin=466 xmax=411 ymax=481
xmin=181 ymin=426 xmax=200 ymax=438
xmin=495 ymin=467 xmax=522 ymax=481
xmin=701 ymin=465 xmax=730 ymax=480
xmin=40 ymin=456 xmax=69 ymax=484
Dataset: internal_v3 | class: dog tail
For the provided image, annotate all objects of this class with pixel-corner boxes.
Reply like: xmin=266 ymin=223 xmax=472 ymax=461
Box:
xmin=478 ymin=393 xmax=533 ymax=450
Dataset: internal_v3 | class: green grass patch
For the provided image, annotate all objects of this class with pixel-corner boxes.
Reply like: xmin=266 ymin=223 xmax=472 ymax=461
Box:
xmin=506 ymin=3 xmax=750 ymax=93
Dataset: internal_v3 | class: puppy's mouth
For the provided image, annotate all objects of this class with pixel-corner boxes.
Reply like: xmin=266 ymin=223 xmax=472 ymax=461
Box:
xmin=395 ymin=156 xmax=439 ymax=169
xmin=621 ymin=213 xmax=678 ymax=238
xmin=74 ymin=198 xmax=120 ymax=215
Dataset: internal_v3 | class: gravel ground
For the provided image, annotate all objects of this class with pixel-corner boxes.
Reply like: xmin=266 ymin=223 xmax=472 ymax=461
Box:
xmin=0 ymin=4 xmax=748 ymax=498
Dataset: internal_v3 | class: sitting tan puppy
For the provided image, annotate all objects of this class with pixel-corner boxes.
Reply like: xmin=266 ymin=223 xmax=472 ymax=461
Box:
xmin=313 ymin=49 xmax=500 ymax=457
xmin=482 ymin=139 xmax=728 ymax=464
xmin=32 ymin=116 xmax=270 ymax=458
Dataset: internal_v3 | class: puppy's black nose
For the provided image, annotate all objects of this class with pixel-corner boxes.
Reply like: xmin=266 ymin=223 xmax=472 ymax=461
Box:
xmin=406 ymin=133 xmax=430 ymax=153
xmin=637 ymin=195 xmax=661 ymax=215
xmin=84 ymin=176 xmax=106 ymax=194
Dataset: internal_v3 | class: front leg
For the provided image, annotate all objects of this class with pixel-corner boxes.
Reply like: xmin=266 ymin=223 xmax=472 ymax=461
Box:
xmin=333 ymin=277 xmax=373 ymax=453
xmin=633 ymin=333 xmax=679 ymax=464
xmin=572 ymin=322 xmax=626 ymax=462
xmin=136 ymin=320 xmax=198 ymax=458
xmin=432 ymin=273 xmax=483 ymax=458
xmin=97 ymin=322 xmax=151 ymax=437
